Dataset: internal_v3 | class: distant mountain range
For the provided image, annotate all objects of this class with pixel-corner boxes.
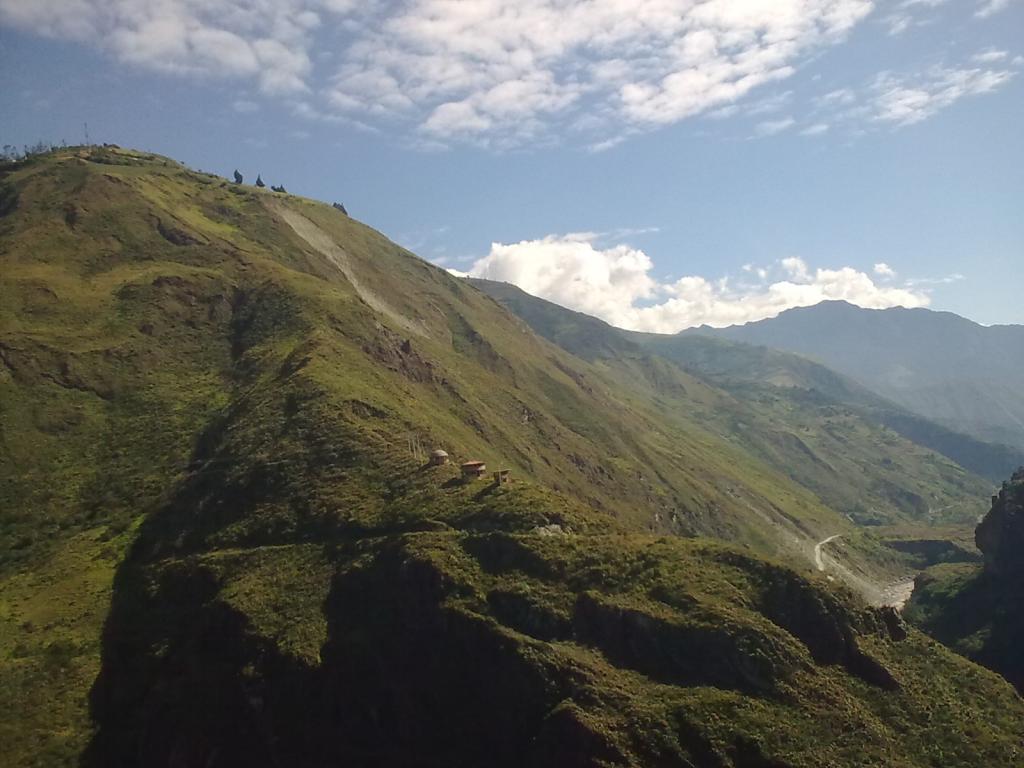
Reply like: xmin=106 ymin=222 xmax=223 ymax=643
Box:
xmin=684 ymin=301 xmax=1024 ymax=451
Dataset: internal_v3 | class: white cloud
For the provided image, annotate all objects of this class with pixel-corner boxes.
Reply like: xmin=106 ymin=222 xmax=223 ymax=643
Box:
xmin=468 ymin=233 xmax=659 ymax=326
xmin=883 ymin=13 xmax=913 ymax=35
xmin=818 ymin=87 xmax=857 ymax=106
xmin=975 ymin=0 xmax=1019 ymax=18
xmin=0 ymin=0 xmax=330 ymax=95
xmin=906 ymin=273 xmax=965 ymax=286
xmin=1 ymin=0 xmax=876 ymax=150
xmin=867 ymin=65 xmax=1014 ymax=125
xmin=744 ymin=90 xmax=795 ymax=116
xmin=882 ymin=0 xmax=950 ymax=35
xmin=755 ymin=116 xmax=796 ymax=136
xmin=800 ymin=122 xmax=830 ymax=135
xmin=334 ymin=0 xmax=874 ymax=146
xmin=464 ymin=234 xmax=930 ymax=332
xmin=9 ymin=0 xmax=1017 ymax=149
xmin=972 ymin=48 xmax=1009 ymax=63
xmin=874 ymin=262 xmax=895 ymax=277
xmin=587 ymin=135 xmax=627 ymax=153
xmin=812 ymin=49 xmax=1016 ymax=133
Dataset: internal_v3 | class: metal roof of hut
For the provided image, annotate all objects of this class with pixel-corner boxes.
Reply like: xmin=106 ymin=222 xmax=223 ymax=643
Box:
xmin=461 ymin=460 xmax=488 ymax=477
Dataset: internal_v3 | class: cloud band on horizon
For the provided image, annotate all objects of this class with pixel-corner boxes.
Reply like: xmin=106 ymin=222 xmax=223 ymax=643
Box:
xmin=458 ymin=233 xmax=934 ymax=332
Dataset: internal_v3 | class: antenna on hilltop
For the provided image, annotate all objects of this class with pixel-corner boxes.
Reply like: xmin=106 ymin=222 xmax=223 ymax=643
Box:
xmin=83 ymin=122 xmax=90 ymax=146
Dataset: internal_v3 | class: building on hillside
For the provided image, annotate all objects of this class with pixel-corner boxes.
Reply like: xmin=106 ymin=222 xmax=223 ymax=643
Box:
xmin=461 ymin=460 xmax=487 ymax=479
xmin=429 ymin=449 xmax=449 ymax=466
xmin=493 ymin=469 xmax=511 ymax=485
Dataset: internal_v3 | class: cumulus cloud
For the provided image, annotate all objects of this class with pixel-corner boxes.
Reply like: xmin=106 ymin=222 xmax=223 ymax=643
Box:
xmin=874 ymin=262 xmax=895 ymax=277
xmin=0 ymin=0 xmax=876 ymax=148
xmin=468 ymin=234 xmax=659 ymax=326
xmin=464 ymin=234 xmax=929 ymax=332
xmin=0 ymin=0 xmax=327 ymax=95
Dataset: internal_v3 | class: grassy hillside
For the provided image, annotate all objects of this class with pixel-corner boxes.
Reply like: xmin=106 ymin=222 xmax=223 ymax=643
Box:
xmin=3 ymin=148 xmax=1023 ymax=766
xmin=637 ymin=334 xmax=1024 ymax=484
xmin=472 ymin=279 xmax=994 ymax=528
xmin=1 ymin=150 xmax=865 ymax=566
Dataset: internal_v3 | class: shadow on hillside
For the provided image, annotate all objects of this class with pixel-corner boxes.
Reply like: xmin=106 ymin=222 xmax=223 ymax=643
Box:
xmin=81 ymin=520 xmax=574 ymax=767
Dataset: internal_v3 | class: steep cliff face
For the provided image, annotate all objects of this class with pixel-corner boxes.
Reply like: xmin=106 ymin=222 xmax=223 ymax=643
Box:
xmin=976 ymin=469 xmax=1024 ymax=577
xmin=906 ymin=468 xmax=1024 ymax=693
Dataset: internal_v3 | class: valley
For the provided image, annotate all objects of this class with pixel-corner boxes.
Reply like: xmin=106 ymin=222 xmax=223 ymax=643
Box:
xmin=684 ymin=301 xmax=1024 ymax=452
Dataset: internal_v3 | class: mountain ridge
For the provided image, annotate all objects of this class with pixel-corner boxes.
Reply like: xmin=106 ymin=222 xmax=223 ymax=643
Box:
xmin=3 ymin=148 xmax=1024 ymax=767
xmin=681 ymin=299 xmax=1024 ymax=450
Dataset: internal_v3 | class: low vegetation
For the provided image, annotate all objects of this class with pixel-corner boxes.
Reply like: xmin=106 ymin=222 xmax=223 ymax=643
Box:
xmin=3 ymin=148 xmax=1021 ymax=766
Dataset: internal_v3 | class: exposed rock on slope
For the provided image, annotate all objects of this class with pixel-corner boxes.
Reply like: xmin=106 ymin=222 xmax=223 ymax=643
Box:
xmin=976 ymin=468 xmax=1024 ymax=576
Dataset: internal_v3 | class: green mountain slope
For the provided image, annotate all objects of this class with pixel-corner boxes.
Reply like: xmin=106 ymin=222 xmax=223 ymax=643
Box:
xmin=628 ymin=333 xmax=1024 ymax=485
xmin=685 ymin=300 xmax=1024 ymax=450
xmin=472 ymin=279 xmax=995 ymax=528
xmin=3 ymin=148 xmax=1023 ymax=767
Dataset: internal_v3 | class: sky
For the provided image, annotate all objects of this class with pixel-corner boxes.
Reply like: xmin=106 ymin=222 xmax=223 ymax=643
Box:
xmin=1 ymin=0 xmax=1021 ymax=332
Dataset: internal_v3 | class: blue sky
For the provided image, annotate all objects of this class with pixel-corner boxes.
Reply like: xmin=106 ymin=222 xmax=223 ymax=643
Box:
xmin=1 ymin=0 xmax=1021 ymax=331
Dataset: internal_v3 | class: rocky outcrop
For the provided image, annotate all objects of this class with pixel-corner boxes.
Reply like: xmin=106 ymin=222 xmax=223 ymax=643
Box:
xmin=905 ymin=467 xmax=1024 ymax=694
xmin=154 ymin=216 xmax=204 ymax=246
xmin=976 ymin=468 xmax=1024 ymax=577
xmin=735 ymin=556 xmax=901 ymax=690
xmin=572 ymin=591 xmax=797 ymax=695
